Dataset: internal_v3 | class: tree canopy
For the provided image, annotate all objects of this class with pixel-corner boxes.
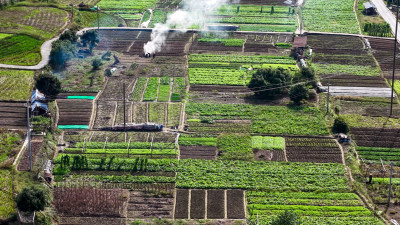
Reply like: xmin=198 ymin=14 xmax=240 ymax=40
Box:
xmin=35 ymin=73 xmax=61 ymax=97
xmin=17 ymin=185 xmax=51 ymax=212
xmin=49 ymin=40 xmax=77 ymax=68
xmin=248 ymin=67 xmax=291 ymax=98
xmin=80 ymin=30 xmax=99 ymax=53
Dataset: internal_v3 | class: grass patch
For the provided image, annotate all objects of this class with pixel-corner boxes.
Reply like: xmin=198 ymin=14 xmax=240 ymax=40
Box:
xmin=252 ymin=136 xmax=285 ymax=150
xmin=0 ymin=69 xmax=34 ymax=101
xmin=0 ymin=170 xmax=14 ymax=220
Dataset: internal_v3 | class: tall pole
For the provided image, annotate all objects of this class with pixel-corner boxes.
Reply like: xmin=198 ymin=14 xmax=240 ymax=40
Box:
xmin=391 ymin=0 xmax=399 ymax=116
xmin=388 ymin=162 xmax=394 ymax=207
xmin=97 ymin=6 xmax=100 ymax=31
xmin=26 ymin=100 xmax=32 ymax=171
xmin=327 ymin=78 xmax=330 ymax=114
xmin=123 ymin=83 xmax=126 ymax=132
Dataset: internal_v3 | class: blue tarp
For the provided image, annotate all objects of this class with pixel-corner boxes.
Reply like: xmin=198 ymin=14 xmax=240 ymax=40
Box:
xmin=31 ymin=101 xmax=48 ymax=112
xmin=31 ymin=89 xmax=46 ymax=102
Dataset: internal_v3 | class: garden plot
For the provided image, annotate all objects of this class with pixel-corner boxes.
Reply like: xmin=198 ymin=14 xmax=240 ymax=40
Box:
xmin=98 ymin=77 xmax=136 ymax=101
xmin=0 ymin=7 xmax=68 ymax=40
xmin=368 ymin=38 xmax=400 ymax=79
xmin=17 ymin=135 xmax=43 ymax=171
xmin=0 ymin=130 xmax=23 ymax=167
xmin=210 ymin=5 xmax=297 ymax=32
xmin=57 ymin=99 xmax=93 ymax=127
xmin=333 ymin=97 xmax=400 ymax=118
xmin=0 ymin=101 xmax=26 ymax=130
xmin=301 ymin=0 xmax=359 ymax=34
xmin=189 ymin=85 xmax=253 ymax=104
xmin=351 ymin=128 xmax=400 ymax=149
xmin=228 ymin=0 xmax=293 ymax=6
xmin=252 ymin=136 xmax=286 ymax=161
xmin=174 ymin=189 xmax=245 ymax=219
xmin=285 ymin=138 xmax=343 ymax=163
xmin=185 ymin=103 xmax=329 ymax=136
xmin=188 ymin=54 xmax=297 ymax=86
xmin=179 ymin=136 xmax=218 ymax=160
xmin=126 ymin=191 xmax=174 ymax=219
xmin=320 ymin=75 xmax=388 ymax=87
xmin=247 ymin=191 xmax=384 ymax=224
xmin=307 ymin=34 xmax=364 ymax=50
xmin=93 ymin=101 xmax=117 ymax=129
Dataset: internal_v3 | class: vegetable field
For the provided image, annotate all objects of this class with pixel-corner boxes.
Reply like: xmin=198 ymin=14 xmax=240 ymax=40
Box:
xmin=0 ymin=170 xmax=13 ymax=220
xmin=301 ymin=0 xmax=360 ymax=34
xmin=0 ymin=34 xmax=42 ymax=66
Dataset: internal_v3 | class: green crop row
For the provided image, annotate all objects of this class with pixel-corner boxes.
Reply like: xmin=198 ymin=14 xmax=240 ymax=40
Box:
xmin=171 ymin=77 xmax=185 ymax=102
xmin=178 ymin=136 xmax=217 ymax=146
xmin=64 ymin=148 xmax=176 ymax=155
xmin=75 ymin=142 xmax=174 ymax=149
xmin=188 ymin=68 xmax=251 ymax=86
xmin=217 ymin=5 xmax=293 ymax=15
xmin=311 ymin=63 xmax=380 ymax=76
xmin=189 ymin=54 xmax=296 ymax=64
xmin=0 ymin=34 xmax=42 ymax=66
xmin=143 ymin=77 xmax=159 ymax=101
xmin=57 ymin=174 xmax=175 ymax=183
xmin=98 ymin=0 xmax=157 ymax=11
xmin=211 ymin=16 xmax=296 ymax=25
xmin=167 ymin=103 xmax=182 ymax=127
xmin=158 ymin=85 xmax=170 ymax=102
xmin=176 ymin=159 xmax=349 ymax=191
xmin=249 ymin=215 xmax=384 ymax=225
xmin=197 ymin=38 xmax=245 ymax=47
xmin=131 ymin=77 xmax=147 ymax=101
xmin=186 ymin=103 xmax=329 ymax=136
xmin=251 ymin=136 xmax=285 ymax=151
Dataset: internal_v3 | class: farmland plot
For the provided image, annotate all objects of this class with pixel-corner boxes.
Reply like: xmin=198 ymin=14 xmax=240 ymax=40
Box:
xmin=301 ymin=0 xmax=360 ymax=34
xmin=247 ymin=191 xmax=384 ymax=224
xmin=285 ymin=138 xmax=343 ymax=163
xmin=0 ymin=170 xmax=14 ymax=221
xmin=369 ymin=38 xmax=400 ymax=79
xmin=57 ymin=99 xmax=93 ymax=127
xmin=0 ymin=130 xmax=23 ymax=166
xmin=0 ymin=69 xmax=34 ymax=101
xmin=211 ymin=5 xmax=298 ymax=32
xmin=0 ymin=34 xmax=42 ymax=66
xmin=0 ymin=101 xmax=26 ymax=130
xmin=0 ymin=7 xmax=68 ymax=40
xmin=185 ymin=103 xmax=329 ymax=136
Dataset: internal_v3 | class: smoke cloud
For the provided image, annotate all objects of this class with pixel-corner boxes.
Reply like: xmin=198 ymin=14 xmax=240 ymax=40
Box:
xmin=143 ymin=0 xmax=229 ymax=55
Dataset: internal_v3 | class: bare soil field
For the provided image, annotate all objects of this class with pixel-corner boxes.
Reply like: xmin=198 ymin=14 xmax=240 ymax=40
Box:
xmin=0 ymin=101 xmax=26 ymax=129
xmin=17 ymin=135 xmax=43 ymax=171
xmin=179 ymin=145 xmax=217 ymax=160
xmin=351 ymin=128 xmax=400 ymax=148
xmin=285 ymin=137 xmax=343 ymax=163
xmin=127 ymin=191 xmax=174 ymax=219
xmin=57 ymin=99 xmax=93 ymax=126
xmin=320 ymin=75 xmax=388 ymax=87
xmin=368 ymin=38 xmax=400 ymax=79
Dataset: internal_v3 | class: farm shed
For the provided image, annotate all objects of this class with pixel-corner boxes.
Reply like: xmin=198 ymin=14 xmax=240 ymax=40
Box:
xmin=31 ymin=89 xmax=49 ymax=116
xmin=293 ymin=36 xmax=307 ymax=59
xmin=363 ymin=2 xmax=377 ymax=15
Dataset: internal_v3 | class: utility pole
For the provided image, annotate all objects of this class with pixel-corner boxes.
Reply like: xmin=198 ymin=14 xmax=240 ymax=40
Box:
xmin=327 ymin=78 xmax=330 ymax=114
xmin=97 ymin=6 xmax=100 ymax=31
xmin=123 ymin=83 xmax=126 ymax=132
xmin=388 ymin=162 xmax=394 ymax=207
xmin=391 ymin=0 xmax=399 ymax=116
xmin=26 ymin=100 xmax=32 ymax=171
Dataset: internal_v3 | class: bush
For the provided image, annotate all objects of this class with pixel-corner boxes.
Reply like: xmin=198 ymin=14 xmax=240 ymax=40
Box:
xmin=289 ymin=84 xmax=309 ymax=104
xmin=49 ymin=40 xmax=77 ymax=68
xmin=271 ymin=210 xmax=300 ymax=225
xmin=92 ymin=58 xmax=103 ymax=70
xmin=17 ymin=185 xmax=51 ymax=212
xmin=35 ymin=73 xmax=61 ymax=97
xmin=332 ymin=116 xmax=349 ymax=134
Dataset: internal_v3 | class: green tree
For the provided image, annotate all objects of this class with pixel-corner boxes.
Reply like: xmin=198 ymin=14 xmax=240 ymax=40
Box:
xmin=248 ymin=67 xmax=291 ymax=98
xmin=92 ymin=57 xmax=103 ymax=70
xmin=59 ymin=29 xmax=78 ymax=43
xmin=16 ymin=185 xmax=51 ymax=212
xmin=332 ymin=116 xmax=349 ymax=134
xmin=271 ymin=6 xmax=274 ymax=14
xmin=271 ymin=210 xmax=300 ymax=225
xmin=35 ymin=73 xmax=61 ymax=97
xmin=289 ymin=84 xmax=309 ymax=104
xmin=49 ymin=40 xmax=77 ymax=68
xmin=80 ymin=29 xmax=99 ymax=54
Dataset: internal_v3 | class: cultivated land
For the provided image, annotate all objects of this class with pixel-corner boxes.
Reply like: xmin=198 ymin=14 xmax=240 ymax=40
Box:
xmin=2 ymin=0 xmax=400 ymax=224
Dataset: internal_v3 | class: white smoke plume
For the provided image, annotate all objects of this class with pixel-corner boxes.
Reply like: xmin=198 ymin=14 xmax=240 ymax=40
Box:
xmin=143 ymin=0 xmax=229 ymax=55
